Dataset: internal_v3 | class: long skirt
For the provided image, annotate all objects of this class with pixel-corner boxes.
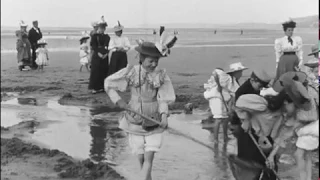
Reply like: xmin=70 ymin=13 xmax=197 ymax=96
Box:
xmin=108 ymin=51 xmax=128 ymax=76
xmin=275 ymin=53 xmax=299 ymax=81
xmin=88 ymin=53 xmax=109 ymax=91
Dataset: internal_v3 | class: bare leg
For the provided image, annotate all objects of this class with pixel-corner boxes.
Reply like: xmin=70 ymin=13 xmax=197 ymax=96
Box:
xmin=305 ymin=151 xmax=312 ymax=180
xmin=222 ymin=118 xmax=229 ymax=143
xmin=80 ymin=65 xmax=83 ymax=72
xmin=85 ymin=64 xmax=90 ymax=72
xmin=138 ymin=154 xmax=144 ymax=170
xmin=213 ymin=118 xmax=222 ymax=143
xmin=141 ymin=151 xmax=155 ymax=180
xmin=295 ymin=148 xmax=307 ymax=180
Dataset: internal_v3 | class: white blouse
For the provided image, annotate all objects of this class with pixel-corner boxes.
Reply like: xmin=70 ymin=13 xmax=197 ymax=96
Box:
xmin=108 ymin=36 xmax=131 ymax=52
xmin=274 ymin=36 xmax=303 ymax=64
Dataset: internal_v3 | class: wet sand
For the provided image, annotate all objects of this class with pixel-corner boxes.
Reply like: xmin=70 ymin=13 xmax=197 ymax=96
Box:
xmin=1 ymin=30 xmax=319 ymax=179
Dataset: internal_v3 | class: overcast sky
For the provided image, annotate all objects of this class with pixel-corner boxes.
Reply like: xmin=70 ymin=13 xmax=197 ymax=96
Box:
xmin=1 ymin=0 xmax=318 ymax=27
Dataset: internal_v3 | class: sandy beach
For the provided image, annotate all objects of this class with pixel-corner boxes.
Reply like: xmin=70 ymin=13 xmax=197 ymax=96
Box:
xmin=1 ymin=28 xmax=319 ymax=180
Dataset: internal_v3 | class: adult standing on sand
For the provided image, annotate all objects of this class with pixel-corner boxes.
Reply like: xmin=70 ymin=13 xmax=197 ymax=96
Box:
xmin=88 ymin=16 xmax=110 ymax=94
xmin=16 ymin=20 xmax=32 ymax=71
xmin=108 ymin=21 xmax=131 ymax=75
xmin=89 ymin=21 xmax=99 ymax=67
xmin=28 ymin=20 xmax=43 ymax=69
xmin=274 ymin=20 xmax=303 ymax=81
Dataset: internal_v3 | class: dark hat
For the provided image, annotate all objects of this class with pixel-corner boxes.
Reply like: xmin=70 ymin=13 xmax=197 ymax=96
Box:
xmin=282 ymin=20 xmax=296 ymax=29
xmin=135 ymin=41 xmax=164 ymax=58
xmin=98 ymin=16 xmax=108 ymax=27
xmin=273 ymin=71 xmax=311 ymax=110
xmin=251 ymin=69 xmax=272 ymax=87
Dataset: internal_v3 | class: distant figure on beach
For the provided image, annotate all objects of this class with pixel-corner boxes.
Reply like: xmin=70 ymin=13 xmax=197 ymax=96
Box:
xmin=274 ymin=20 xmax=303 ymax=82
xmin=153 ymin=29 xmax=156 ymax=35
xmin=203 ymin=62 xmax=247 ymax=143
xmin=108 ymin=21 xmax=131 ymax=75
xmin=79 ymin=33 xmax=90 ymax=72
xmin=88 ymin=16 xmax=110 ymax=94
xmin=28 ymin=20 xmax=42 ymax=69
xmin=240 ymin=30 xmax=243 ymax=35
xmin=214 ymin=30 xmax=217 ymax=34
xmin=35 ymin=39 xmax=49 ymax=71
xmin=16 ymin=20 xmax=32 ymax=71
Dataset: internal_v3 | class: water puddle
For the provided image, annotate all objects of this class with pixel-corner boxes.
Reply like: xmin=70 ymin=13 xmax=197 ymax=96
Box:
xmin=1 ymin=97 xmax=236 ymax=180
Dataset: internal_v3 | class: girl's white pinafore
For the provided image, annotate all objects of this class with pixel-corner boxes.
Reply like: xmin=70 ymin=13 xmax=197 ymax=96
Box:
xmin=104 ymin=64 xmax=176 ymax=136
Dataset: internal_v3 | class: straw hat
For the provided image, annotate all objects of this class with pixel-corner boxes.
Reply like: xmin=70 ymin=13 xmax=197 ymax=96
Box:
xmin=19 ymin=20 xmax=28 ymax=27
xmin=79 ymin=32 xmax=90 ymax=42
xmin=97 ymin=16 xmax=108 ymax=27
xmin=37 ymin=39 xmax=47 ymax=45
xmin=114 ymin=21 xmax=124 ymax=32
xmin=307 ymin=44 xmax=319 ymax=56
xmin=304 ymin=58 xmax=318 ymax=68
xmin=225 ymin=62 xmax=248 ymax=74
xmin=272 ymin=71 xmax=311 ymax=110
xmin=135 ymin=41 xmax=164 ymax=58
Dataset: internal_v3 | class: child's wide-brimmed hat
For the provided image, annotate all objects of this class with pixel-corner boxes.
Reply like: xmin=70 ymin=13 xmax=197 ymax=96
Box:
xmin=273 ymin=71 xmax=311 ymax=110
xmin=225 ymin=62 xmax=248 ymax=74
xmin=37 ymin=39 xmax=47 ymax=45
xmin=91 ymin=21 xmax=99 ymax=27
xmin=80 ymin=32 xmax=90 ymax=42
xmin=307 ymin=44 xmax=319 ymax=56
xmin=304 ymin=58 xmax=318 ymax=68
xmin=19 ymin=20 xmax=28 ymax=27
xmin=114 ymin=21 xmax=124 ymax=32
xmin=135 ymin=41 xmax=164 ymax=58
xmin=97 ymin=16 xmax=108 ymax=27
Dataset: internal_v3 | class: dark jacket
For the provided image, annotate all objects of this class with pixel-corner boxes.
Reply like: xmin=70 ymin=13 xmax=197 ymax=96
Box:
xmin=28 ymin=27 xmax=42 ymax=47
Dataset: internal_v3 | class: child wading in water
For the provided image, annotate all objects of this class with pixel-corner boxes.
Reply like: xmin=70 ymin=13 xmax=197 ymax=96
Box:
xmin=35 ymin=39 xmax=49 ymax=71
xmin=79 ymin=33 xmax=90 ymax=72
xmin=104 ymin=29 xmax=178 ymax=180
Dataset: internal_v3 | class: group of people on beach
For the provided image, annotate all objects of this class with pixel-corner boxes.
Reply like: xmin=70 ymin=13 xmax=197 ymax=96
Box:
xmin=78 ymin=16 xmax=132 ymax=94
xmin=103 ymin=18 xmax=318 ymax=180
xmin=15 ymin=20 xmax=49 ymax=71
xmin=203 ymin=19 xmax=319 ymax=180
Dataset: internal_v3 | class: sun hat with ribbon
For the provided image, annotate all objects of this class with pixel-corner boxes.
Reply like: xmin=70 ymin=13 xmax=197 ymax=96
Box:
xmin=114 ymin=21 xmax=124 ymax=32
xmin=37 ymin=39 xmax=47 ymax=45
xmin=304 ymin=58 xmax=318 ymax=68
xmin=307 ymin=44 xmax=319 ymax=56
xmin=19 ymin=20 xmax=28 ymax=27
xmin=273 ymin=71 xmax=311 ymax=111
xmin=225 ymin=62 xmax=248 ymax=74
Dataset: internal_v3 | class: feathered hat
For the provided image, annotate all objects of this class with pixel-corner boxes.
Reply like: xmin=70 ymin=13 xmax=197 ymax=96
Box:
xmin=98 ymin=16 xmax=108 ymax=27
xmin=135 ymin=26 xmax=178 ymax=58
xmin=114 ymin=21 xmax=124 ymax=32
xmin=19 ymin=20 xmax=28 ymax=27
xmin=154 ymin=26 xmax=179 ymax=57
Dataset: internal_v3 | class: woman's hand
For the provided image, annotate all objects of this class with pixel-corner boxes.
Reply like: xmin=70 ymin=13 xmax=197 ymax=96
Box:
xmin=265 ymin=155 xmax=275 ymax=169
xmin=160 ymin=114 xmax=168 ymax=129
xmin=98 ymin=53 xmax=103 ymax=58
xmin=116 ymin=99 xmax=129 ymax=109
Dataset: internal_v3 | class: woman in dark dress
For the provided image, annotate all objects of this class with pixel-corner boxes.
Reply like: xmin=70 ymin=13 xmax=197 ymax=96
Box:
xmin=89 ymin=16 xmax=110 ymax=94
